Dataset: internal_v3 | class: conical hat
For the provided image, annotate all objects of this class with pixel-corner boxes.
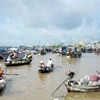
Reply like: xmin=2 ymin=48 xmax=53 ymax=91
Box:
xmin=40 ymin=61 xmax=44 ymax=63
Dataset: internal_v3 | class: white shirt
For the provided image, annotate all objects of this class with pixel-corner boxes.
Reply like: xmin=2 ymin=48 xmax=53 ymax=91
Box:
xmin=7 ymin=57 xmax=12 ymax=62
xmin=46 ymin=60 xmax=52 ymax=67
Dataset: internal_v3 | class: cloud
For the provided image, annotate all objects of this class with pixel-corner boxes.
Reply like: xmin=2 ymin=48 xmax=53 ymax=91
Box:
xmin=0 ymin=0 xmax=100 ymax=46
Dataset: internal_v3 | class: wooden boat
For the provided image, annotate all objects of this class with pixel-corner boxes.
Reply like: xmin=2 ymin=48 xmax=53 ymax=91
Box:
xmin=65 ymin=71 xmax=100 ymax=92
xmin=39 ymin=66 xmax=54 ymax=73
xmin=66 ymin=51 xmax=82 ymax=58
xmin=0 ymin=77 xmax=6 ymax=96
xmin=40 ymin=49 xmax=46 ymax=55
xmin=65 ymin=81 xmax=100 ymax=92
xmin=4 ymin=58 xmax=32 ymax=66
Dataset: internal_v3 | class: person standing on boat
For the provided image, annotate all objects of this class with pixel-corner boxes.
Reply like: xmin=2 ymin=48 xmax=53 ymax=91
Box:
xmin=0 ymin=64 xmax=4 ymax=77
xmin=73 ymin=47 xmax=77 ymax=57
xmin=67 ymin=48 xmax=72 ymax=57
xmin=46 ymin=58 xmax=53 ymax=68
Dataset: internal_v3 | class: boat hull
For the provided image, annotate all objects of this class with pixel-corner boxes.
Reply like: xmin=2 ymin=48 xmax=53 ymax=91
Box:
xmin=5 ymin=60 xmax=32 ymax=66
xmin=39 ymin=66 xmax=54 ymax=73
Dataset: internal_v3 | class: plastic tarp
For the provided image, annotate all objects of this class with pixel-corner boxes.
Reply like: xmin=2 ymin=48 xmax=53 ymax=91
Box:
xmin=0 ymin=48 xmax=6 ymax=52
xmin=89 ymin=74 xmax=100 ymax=82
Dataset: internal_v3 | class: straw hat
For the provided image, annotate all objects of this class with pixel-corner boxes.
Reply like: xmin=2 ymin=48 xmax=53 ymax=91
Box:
xmin=40 ymin=61 xmax=44 ymax=64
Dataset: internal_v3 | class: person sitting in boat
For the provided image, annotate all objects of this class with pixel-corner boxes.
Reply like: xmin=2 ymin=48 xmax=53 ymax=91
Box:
xmin=6 ymin=53 xmax=13 ymax=63
xmin=66 ymin=71 xmax=75 ymax=79
xmin=88 ymin=74 xmax=100 ymax=85
xmin=12 ymin=50 xmax=18 ymax=59
xmin=77 ymin=74 xmax=100 ymax=85
xmin=46 ymin=58 xmax=53 ymax=68
xmin=77 ymin=75 xmax=90 ymax=85
xmin=23 ymin=52 xmax=32 ymax=59
xmin=39 ymin=61 xmax=45 ymax=70
xmin=67 ymin=48 xmax=72 ymax=56
xmin=23 ymin=53 xmax=28 ymax=59
xmin=0 ymin=65 xmax=4 ymax=77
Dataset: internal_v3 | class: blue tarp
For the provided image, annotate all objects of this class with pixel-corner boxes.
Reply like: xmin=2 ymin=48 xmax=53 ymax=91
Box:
xmin=0 ymin=48 xmax=7 ymax=52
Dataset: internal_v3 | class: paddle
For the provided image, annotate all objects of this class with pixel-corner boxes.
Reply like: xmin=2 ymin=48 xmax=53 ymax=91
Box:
xmin=52 ymin=71 xmax=77 ymax=96
xmin=96 ymin=71 xmax=100 ymax=74
xmin=3 ymin=73 xmax=19 ymax=75
xmin=54 ymin=64 xmax=62 ymax=68
xmin=52 ymin=78 xmax=67 ymax=96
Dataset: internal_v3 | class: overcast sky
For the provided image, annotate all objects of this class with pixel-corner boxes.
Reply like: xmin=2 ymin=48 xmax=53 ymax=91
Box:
xmin=0 ymin=0 xmax=100 ymax=46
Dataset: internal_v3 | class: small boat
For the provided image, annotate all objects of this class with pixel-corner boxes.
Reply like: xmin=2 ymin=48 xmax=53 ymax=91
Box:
xmin=40 ymin=49 xmax=46 ymax=55
xmin=66 ymin=51 xmax=82 ymax=58
xmin=65 ymin=71 xmax=100 ymax=92
xmin=39 ymin=66 xmax=54 ymax=73
xmin=4 ymin=58 xmax=32 ymax=66
xmin=0 ymin=77 xmax=6 ymax=96
xmin=65 ymin=81 xmax=100 ymax=92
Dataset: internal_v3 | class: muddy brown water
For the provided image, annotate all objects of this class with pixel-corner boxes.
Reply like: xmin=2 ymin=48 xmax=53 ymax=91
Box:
xmin=0 ymin=53 xmax=100 ymax=100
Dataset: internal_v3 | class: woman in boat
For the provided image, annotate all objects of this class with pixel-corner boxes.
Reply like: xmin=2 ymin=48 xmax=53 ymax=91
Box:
xmin=12 ymin=50 xmax=18 ymax=59
xmin=39 ymin=61 xmax=45 ymax=70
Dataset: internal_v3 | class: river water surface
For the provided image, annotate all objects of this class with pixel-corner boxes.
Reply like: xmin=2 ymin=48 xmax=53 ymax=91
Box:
xmin=0 ymin=52 xmax=100 ymax=100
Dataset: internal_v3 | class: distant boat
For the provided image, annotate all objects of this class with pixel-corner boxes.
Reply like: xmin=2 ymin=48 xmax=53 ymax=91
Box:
xmin=66 ymin=51 xmax=82 ymax=58
xmin=4 ymin=58 xmax=32 ymax=66
xmin=40 ymin=49 xmax=46 ymax=55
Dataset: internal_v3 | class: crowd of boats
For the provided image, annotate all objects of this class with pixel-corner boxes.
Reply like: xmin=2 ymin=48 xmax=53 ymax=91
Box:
xmin=0 ymin=45 xmax=100 ymax=96
xmin=0 ymin=48 xmax=33 ymax=95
